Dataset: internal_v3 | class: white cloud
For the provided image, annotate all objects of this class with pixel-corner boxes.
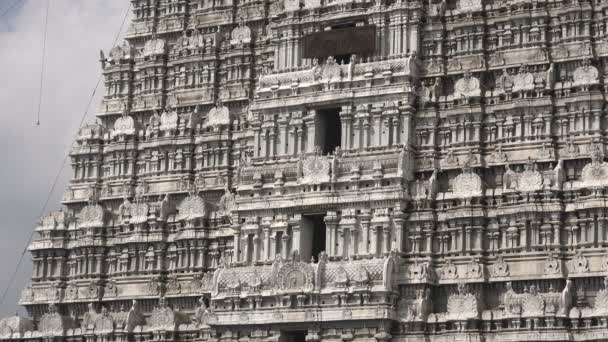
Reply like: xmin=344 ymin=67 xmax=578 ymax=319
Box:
xmin=0 ymin=0 xmax=129 ymax=316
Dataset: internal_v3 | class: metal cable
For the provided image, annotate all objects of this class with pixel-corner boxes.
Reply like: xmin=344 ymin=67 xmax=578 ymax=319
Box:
xmin=0 ymin=1 xmax=132 ymax=307
xmin=35 ymin=0 xmax=50 ymax=126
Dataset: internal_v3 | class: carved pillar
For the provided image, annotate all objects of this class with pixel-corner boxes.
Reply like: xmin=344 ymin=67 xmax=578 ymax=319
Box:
xmin=324 ymin=212 xmax=340 ymax=258
xmin=263 ymin=227 xmax=271 ymax=261
xmin=370 ymin=226 xmax=379 ymax=257
xmin=359 ymin=210 xmax=372 ymax=256
xmin=305 ymin=110 xmax=316 ymax=152
xmin=289 ymin=215 xmax=301 ymax=256
xmin=253 ymin=128 xmax=261 ymax=158
xmin=234 ymin=231 xmax=241 ymax=264
xmin=393 ymin=211 xmax=405 ymax=253
xmin=340 ymin=106 xmax=353 ymax=150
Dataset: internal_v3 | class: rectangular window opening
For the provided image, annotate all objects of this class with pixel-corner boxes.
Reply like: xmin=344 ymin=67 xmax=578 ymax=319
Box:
xmin=315 ymin=108 xmax=342 ymax=155
xmin=301 ymin=214 xmax=327 ymax=262
xmin=280 ymin=331 xmax=308 ymax=342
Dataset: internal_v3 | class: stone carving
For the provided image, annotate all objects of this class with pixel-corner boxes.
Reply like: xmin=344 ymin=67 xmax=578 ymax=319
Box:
xmin=112 ymin=107 xmax=136 ymax=138
xmin=301 ymin=151 xmax=331 ymax=184
xmin=108 ymin=40 xmax=132 ymax=62
xmin=86 ymin=282 xmax=99 ymax=299
xmin=602 ymin=254 xmax=608 ymax=272
xmin=570 ymin=251 xmax=590 ymax=273
xmin=230 ymin=19 xmax=251 ymax=46
xmin=321 ymin=57 xmax=342 ymax=85
xmin=273 ymin=254 xmax=315 ymax=292
xmin=39 ymin=304 xmax=70 ymax=336
xmin=442 ymin=149 xmax=459 ymax=168
xmin=193 ymin=297 xmax=214 ymax=327
xmin=516 ymin=159 xmax=544 ymax=192
xmin=453 ymin=71 xmax=481 ymax=99
xmin=20 ymin=285 xmax=33 ymax=303
xmin=149 ymin=297 xmax=176 ymax=330
xmin=452 ymin=164 xmax=482 ymax=198
xmin=206 ymin=100 xmax=231 ymax=129
xmin=594 ymin=276 xmax=608 ymax=315
xmin=13 ymin=3 xmax=608 ymax=341
xmin=0 ymin=316 xmax=34 ymax=338
xmin=46 ymin=282 xmax=62 ymax=302
xmin=159 ymin=105 xmax=178 ymax=131
xmin=147 ymin=277 xmax=162 ymax=296
xmin=125 ymin=301 xmax=144 ymax=332
xmin=441 ymin=259 xmax=458 ymax=280
xmin=104 ymin=281 xmax=118 ymax=298
xmin=82 ymin=303 xmax=98 ymax=330
xmin=284 ymin=0 xmax=301 ymax=11
xmin=560 ymin=280 xmax=574 ymax=316
xmin=496 ymin=68 xmax=513 ymax=90
xmin=166 ymin=275 xmax=181 ymax=295
xmin=581 ymin=144 xmax=608 ymax=187
xmin=554 ymin=159 xmax=566 ymax=190
xmin=512 ymin=64 xmax=535 ymax=92
xmin=573 ymin=59 xmax=599 ymax=87
xmin=64 ymin=283 xmax=78 ymax=300
xmin=398 ymin=289 xmax=432 ymax=322
xmin=489 ymin=145 xmax=508 ymax=164
xmin=492 ymin=256 xmax=510 ymax=277
xmin=446 ymin=283 xmax=479 ymax=320
xmin=543 ymin=254 xmax=562 ymax=275
xmin=143 ymin=34 xmax=166 ymax=57
xmin=503 ymin=164 xmax=516 ymax=190
xmin=177 ymin=191 xmax=207 ymax=226
xmin=218 ymin=186 xmax=236 ymax=220
xmin=465 ymin=259 xmax=484 ymax=279
xmin=93 ymin=307 xmax=113 ymax=333
xmin=129 ymin=195 xmax=149 ymax=225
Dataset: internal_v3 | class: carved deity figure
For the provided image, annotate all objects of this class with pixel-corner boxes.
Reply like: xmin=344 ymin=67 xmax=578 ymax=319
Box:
xmin=554 ymin=159 xmax=565 ymax=190
xmin=159 ymin=105 xmax=179 ymax=132
xmin=453 ymin=71 xmax=481 ymax=99
xmin=496 ymin=68 xmax=513 ymax=90
xmin=206 ymin=100 xmax=231 ymax=129
xmin=112 ymin=105 xmax=136 ymax=138
xmin=230 ymin=18 xmax=252 ymax=46
xmin=573 ymin=58 xmax=599 ymax=87
xmin=218 ymin=186 xmax=236 ymax=220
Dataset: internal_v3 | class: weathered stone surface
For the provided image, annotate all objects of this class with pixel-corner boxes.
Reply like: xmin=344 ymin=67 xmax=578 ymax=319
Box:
xmin=8 ymin=1 xmax=608 ymax=342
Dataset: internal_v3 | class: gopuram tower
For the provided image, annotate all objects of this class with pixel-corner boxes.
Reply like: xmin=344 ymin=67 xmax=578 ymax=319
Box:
xmin=3 ymin=0 xmax=608 ymax=341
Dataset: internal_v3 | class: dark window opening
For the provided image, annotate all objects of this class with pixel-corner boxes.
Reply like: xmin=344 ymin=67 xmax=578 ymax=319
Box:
xmin=331 ymin=23 xmax=356 ymax=64
xmin=335 ymin=54 xmax=351 ymax=65
xmin=280 ymin=331 xmax=308 ymax=342
xmin=301 ymin=214 xmax=327 ymax=262
xmin=315 ymin=108 xmax=341 ymax=155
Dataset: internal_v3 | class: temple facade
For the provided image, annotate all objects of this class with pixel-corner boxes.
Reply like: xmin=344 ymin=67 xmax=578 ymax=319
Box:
xmin=3 ymin=0 xmax=608 ymax=341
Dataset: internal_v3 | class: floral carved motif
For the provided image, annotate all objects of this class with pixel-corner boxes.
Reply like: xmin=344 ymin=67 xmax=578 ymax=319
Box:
xmin=453 ymin=166 xmax=482 ymax=198
xmin=446 ymin=283 xmax=479 ymax=320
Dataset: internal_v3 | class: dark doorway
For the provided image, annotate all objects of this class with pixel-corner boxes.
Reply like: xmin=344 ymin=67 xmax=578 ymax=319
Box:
xmin=315 ymin=108 xmax=341 ymax=155
xmin=280 ymin=331 xmax=308 ymax=342
xmin=301 ymin=214 xmax=327 ymax=262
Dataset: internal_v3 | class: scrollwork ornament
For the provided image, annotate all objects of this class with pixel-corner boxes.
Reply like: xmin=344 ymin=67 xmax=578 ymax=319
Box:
xmin=571 ymin=251 xmax=590 ymax=273
xmin=64 ymin=283 xmax=78 ymax=301
xmin=492 ymin=256 xmax=510 ymax=277
xmin=441 ymin=259 xmax=458 ymax=280
xmin=544 ymin=254 xmax=562 ymax=275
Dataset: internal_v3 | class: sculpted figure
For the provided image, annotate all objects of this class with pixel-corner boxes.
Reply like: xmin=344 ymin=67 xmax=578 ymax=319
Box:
xmin=559 ymin=279 xmax=574 ymax=315
xmin=554 ymin=159 xmax=565 ymax=190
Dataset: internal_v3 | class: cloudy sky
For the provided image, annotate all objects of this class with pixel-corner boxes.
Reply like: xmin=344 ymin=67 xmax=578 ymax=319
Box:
xmin=0 ymin=0 xmax=130 ymax=316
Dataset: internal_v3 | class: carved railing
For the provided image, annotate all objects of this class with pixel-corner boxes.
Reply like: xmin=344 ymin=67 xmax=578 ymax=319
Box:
xmin=256 ymin=56 xmax=417 ymax=97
